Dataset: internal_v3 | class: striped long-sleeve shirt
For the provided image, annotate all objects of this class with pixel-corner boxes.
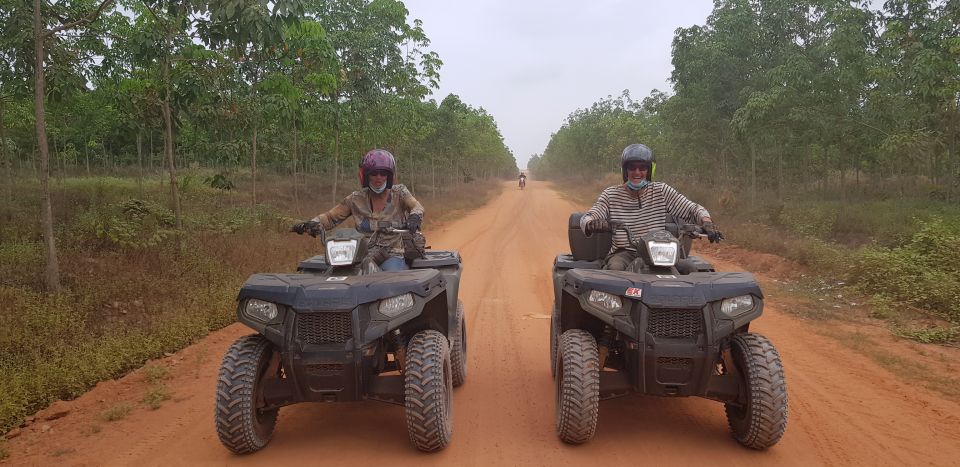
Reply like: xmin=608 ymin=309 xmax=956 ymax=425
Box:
xmin=580 ymin=182 xmax=710 ymax=253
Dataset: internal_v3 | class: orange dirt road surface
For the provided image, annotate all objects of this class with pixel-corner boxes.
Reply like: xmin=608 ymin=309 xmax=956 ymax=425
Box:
xmin=7 ymin=180 xmax=960 ymax=466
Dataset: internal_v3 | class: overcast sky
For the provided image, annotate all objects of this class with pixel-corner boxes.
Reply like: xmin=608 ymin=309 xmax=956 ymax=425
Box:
xmin=401 ymin=0 xmax=716 ymax=169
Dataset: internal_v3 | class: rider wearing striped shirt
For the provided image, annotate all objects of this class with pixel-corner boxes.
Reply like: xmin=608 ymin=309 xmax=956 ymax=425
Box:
xmin=579 ymin=143 xmax=723 ymax=271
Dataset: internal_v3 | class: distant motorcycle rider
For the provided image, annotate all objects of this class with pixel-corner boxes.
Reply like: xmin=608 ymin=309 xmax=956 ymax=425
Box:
xmin=292 ymin=149 xmax=425 ymax=271
xmin=519 ymin=172 xmax=527 ymax=189
xmin=580 ymin=143 xmax=723 ymax=271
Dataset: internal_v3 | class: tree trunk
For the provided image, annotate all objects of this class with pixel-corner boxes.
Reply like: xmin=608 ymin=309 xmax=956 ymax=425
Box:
xmin=162 ymin=54 xmax=183 ymax=230
xmin=137 ymin=130 xmax=143 ymax=193
xmin=1 ymin=100 xmax=11 ymax=211
xmin=293 ymin=120 xmax=300 ymax=215
xmin=34 ymin=0 xmax=61 ymax=292
xmin=777 ymin=146 xmax=783 ymax=202
xmin=331 ymin=108 xmax=341 ymax=203
xmin=251 ymin=122 xmax=258 ymax=205
xmin=749 ymin=141 xmax=757 ymax=208
xmin=149 ymin=131 xmax=154 ymax=172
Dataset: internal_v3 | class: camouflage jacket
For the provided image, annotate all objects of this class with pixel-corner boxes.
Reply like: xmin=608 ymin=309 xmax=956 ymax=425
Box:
xmin=310 ymin=184 xmax=425 ymax=256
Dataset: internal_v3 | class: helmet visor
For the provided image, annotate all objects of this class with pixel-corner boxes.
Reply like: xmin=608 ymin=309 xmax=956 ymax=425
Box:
xmin=624 ymin=162 xmax=652 ymax=172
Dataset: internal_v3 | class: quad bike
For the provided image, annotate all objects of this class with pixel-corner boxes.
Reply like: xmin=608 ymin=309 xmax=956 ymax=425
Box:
xmin=215 ymin=222 xmax=467 ymax=454
xmin=550 ymin=213 xmax=787 ymax=449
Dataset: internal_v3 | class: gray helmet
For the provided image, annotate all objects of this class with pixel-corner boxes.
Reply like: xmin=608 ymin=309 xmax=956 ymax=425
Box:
xmin=620 ymin=143 xmax=656 ymax=182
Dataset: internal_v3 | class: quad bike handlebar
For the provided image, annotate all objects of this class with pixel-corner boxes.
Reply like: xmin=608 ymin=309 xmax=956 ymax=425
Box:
xmin=290 ymin=220 xmax=413 ymax=242
xmin=603 ymin=220 xmax=709 ymax=245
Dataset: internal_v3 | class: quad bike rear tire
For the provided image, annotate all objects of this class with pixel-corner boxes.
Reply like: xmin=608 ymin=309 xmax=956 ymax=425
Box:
xmin=215 ymin=334 xmax=279 ymax=454
xmin=555 ymin=329 xmax=600 ymax=444
xmin=404 ymin=330 xmax=454 ymax=452
xmin=451 ymin=301 xmax=468 ymax=387
xmin=724 ymin=332 xmax=788 ymax=449
xmin=550 ymin=310 xmax=560 ymax=378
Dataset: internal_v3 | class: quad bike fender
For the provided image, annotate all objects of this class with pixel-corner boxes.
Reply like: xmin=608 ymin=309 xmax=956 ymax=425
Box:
xmin=363 ymin=289 xmax=451 ymax=344
xmin=235 ymin=269 xmax=446 ymax=348
xmin=558 ymin=269 xmax=764 ymax=342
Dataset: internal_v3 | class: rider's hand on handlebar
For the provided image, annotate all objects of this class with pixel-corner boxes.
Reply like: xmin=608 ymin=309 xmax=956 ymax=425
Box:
xmin=702 ymin=221 xmax=724 ymax=243
xmin=406 ymin=213 xmax=422 ymax=232
xmin=584 ymin=218 xmax=610 ymax=234
xmin=291 ymin=221 xmax=321 ymax=237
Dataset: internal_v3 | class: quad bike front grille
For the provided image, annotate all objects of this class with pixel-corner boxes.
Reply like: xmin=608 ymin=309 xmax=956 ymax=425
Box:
xmin=297 ymin=311 xmax=353 ymax=345
xmin=647 ymin=308 xmax=702 ymax=339
xmin=657 ymin=357 xmax=693 ymax=369
xmin=305 ymin=363 xmax=344 ymax=376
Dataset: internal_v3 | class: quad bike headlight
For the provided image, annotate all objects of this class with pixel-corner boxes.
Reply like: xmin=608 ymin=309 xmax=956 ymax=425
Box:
xmin=588 ymin=290 xmax=622 ymax=313
xmin=721 ymin=294 xmax=755 ymax=317
xmin=326 ymin=239 xmax=359 ymax=265
xmin=244 ymin=299 xmax=279 ymax=323
xmin=647 ymin=241 xmax=678 ymax=266
xmin=379 ymin=293 xmax=414 ymax=318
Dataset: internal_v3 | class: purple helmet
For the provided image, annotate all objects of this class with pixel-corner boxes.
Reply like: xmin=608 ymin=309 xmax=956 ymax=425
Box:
xmin=359 ymin=149 xmax=396 ymax=188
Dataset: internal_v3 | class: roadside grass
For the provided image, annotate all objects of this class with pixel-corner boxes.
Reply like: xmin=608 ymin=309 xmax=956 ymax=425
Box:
xmin=100 ymin=403 xmax=132 ymax=422
xmin=820 ymin=328 xmax=960 ymax=399
xmin=0 ymin=170 xmax=503 ymax=433
xmin=142 ymin=385 xmax=171 ymax=410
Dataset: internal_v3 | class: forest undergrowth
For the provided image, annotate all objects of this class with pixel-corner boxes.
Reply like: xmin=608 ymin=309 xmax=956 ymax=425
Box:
xmin=0 ymin=170 xmax=501 ymax=433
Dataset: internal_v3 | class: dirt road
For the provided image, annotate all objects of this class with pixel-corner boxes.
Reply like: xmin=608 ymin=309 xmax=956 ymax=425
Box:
xmin=8 ymin=181 xmax=960 ymax=466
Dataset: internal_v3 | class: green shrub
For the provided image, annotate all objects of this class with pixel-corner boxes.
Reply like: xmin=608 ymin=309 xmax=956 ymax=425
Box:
xmin=142 ymin=385 xmax=170 ymax=410
xmin=74 ymin=199 xmax=177 ymax=250
xmin=891 ymin=326 xmax=960 ymax=344
xmin=854 ymin=218 xmax=960 ymax=323
xmin=101 ymin=403 xmax=131 ymax=422
xmin=203 ymin=173 xmax=235 ymax=190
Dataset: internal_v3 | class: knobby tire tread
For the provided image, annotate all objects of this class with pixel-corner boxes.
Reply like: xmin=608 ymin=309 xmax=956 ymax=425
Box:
xmin=451 ymin=301 xmax=468 ymax=387
xmin=555 ymin=329 xmax=600 ymax=444
xmin=214 ymin=334 xmax=277 ymax=454
xmin=404 ymin=330 xmax=453 ymax=452
xmin=725 ymin=332 xmax=788 ymax=450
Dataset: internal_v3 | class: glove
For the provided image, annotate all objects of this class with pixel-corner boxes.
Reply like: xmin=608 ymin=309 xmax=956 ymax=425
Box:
xmin=291 ymin=221 xmax=321 ymax=237
xmin=402 ymin=231 xmax=427 ymax=262
xmin=406 ymin=213 xmax=422 ymax=232
xmin=584 ymin=218 xmax=610 ymax=234
xmin=368 ymin=247 xmax=391 ymax=265
xmin=702 ymin=222 xmax=724 ymax=243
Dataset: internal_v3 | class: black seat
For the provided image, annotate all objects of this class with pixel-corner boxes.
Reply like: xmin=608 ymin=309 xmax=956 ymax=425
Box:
xmin=568 ymin=212 xmax=612 ymax=261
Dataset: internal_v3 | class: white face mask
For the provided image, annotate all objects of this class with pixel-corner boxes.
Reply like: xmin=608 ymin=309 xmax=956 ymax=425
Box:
xmin=369 ymin=180 xmax=387 ymax=193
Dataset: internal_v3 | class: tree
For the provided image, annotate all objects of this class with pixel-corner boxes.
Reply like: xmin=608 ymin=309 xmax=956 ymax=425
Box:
xmin=33 ymin=0 xmax=115 ymax=291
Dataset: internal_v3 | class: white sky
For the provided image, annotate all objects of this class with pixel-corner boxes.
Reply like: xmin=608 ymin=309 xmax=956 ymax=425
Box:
xmin=402 ymin=0 xmax=716 ymax=169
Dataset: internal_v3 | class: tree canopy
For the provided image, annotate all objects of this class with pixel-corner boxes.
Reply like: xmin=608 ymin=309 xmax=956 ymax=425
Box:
xmin=532 ymin=0 xmax=960 ymax=204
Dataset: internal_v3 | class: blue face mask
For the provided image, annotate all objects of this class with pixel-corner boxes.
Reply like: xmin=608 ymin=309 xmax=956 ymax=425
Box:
xmin=369 ymin=182 xmax=387 ymax=194
xmin=626 ymin=179 xmax=649 ymax=191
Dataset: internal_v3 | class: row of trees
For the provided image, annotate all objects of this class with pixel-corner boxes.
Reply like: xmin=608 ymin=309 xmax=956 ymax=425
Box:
xmin=531 ymin=0 xmax=959 ymax=204
xmin=1 ymin=0 xmax=517 ymax=290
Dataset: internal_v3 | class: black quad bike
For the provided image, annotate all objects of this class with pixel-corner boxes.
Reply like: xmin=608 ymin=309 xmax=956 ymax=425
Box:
xmin=550 ymin=213 xmax=787 ymax=449
xmin=215 ymin=223 xmax=467 ymax=454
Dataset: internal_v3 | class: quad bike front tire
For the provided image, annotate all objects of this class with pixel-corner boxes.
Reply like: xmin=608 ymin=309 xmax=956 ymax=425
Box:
xmin=451 ymin=301 xmax=468 ymax=387
xmin=404 ymin=330 xmax=454 ymax=452
xmin=215 ymin=334 xmax=279 ymax=454
xmin=724 ymin=332 xmax=788 ymax=449
xmin=555 ymin=329 xmax=600 ymax=444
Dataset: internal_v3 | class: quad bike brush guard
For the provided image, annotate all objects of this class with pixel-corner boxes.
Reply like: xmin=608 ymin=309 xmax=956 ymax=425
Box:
xmin=215 ymin=225 xmax=467 ymax=454
xmin=551 ymin=213 xmax=788 ymax=449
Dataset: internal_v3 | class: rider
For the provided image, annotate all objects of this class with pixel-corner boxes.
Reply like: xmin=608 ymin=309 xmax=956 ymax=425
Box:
xmin=519 ymin=172 xmax=527 ymax=188
xmin=292 ymin=149 xmax=424 ymax=271
xmin=579 ymin=143 xmax=723 ymax=271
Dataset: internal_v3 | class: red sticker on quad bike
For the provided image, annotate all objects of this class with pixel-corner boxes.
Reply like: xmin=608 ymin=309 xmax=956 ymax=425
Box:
xmin=625 ymin=287 xmax=642 ymax=298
